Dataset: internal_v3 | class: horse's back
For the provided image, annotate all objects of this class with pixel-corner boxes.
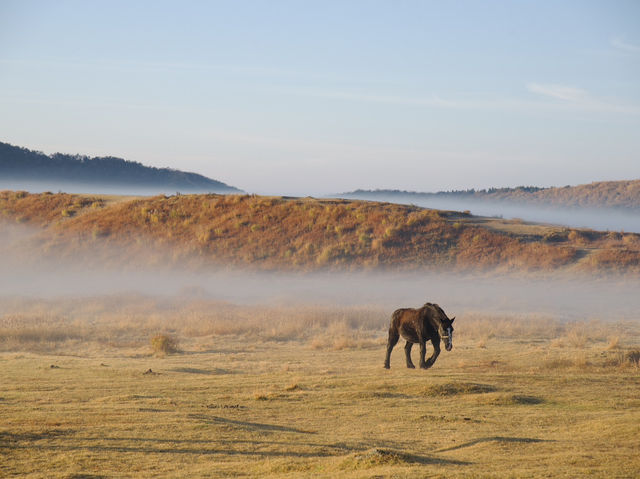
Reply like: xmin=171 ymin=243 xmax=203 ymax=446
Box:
xmin=390 ymin=307 xmax=418 ymax=328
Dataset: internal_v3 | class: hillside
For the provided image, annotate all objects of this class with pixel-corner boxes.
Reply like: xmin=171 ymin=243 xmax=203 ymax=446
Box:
xmin=0 ymin=141 xmax=241 ymax=194
xmin=1 ymin=191 xmax=639 ymax=274
xmin=344 ymin=180 xmax=640 ymax=211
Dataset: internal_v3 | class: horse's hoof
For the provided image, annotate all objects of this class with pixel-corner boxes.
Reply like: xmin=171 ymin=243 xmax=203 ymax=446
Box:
xmin=407 ymin=364 xmax=415 ymax=369
xmin=383 ymin=364 xmax=390 ymax=369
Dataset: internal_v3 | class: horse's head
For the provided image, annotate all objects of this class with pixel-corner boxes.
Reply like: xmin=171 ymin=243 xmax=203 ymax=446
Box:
xmin=440 ymin=316 xmax=455 ymax=351
xmin=426 ymin=303 xmax=455 ymax=351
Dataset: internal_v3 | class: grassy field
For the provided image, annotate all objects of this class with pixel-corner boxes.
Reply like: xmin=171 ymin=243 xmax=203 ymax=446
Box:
xmin=2 ymin=296 xmax=639 ymax=478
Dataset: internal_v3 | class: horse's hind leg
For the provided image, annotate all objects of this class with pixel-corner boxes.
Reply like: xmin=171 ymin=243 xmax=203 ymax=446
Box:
xmin=384 ymin=328 xmax=399 ymax=369
xmin=404 ymin=341 xmax=415 ymax=368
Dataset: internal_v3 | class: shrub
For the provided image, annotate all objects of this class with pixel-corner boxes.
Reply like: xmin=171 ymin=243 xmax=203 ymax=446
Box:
xmin=627 ymin=350 xmax=640 ymax=366
xmin=543 ymin=230 xmax=569 ymax=243
xmin=358 ymin=233 xmax=371 ymax=244
xmin=316 ymin=245 xmax=339 ymax=265
xmin=566 ymin=326 xmax=588 ymax=348
xmin=384 ymin=227 xmax=398 ymax=239
xmin=567 ymin=230 xmax=585 ymax=244
xmin=150 ymin=334 xmax=179 ymax=356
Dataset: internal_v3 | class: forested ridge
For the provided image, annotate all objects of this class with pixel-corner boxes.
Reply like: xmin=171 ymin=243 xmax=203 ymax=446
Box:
xmin=0 ymin=141 xmax=240 ymax=192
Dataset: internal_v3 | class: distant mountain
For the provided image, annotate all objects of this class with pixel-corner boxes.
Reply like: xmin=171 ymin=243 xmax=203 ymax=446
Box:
xmin=341 ymin=180 xmax=640 ymax=211
xmin=0 ymin=141 xmax=241 ymax=194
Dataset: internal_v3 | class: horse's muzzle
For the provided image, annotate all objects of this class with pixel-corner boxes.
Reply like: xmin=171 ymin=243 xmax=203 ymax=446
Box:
xmin=445 ymin=343 xmax=453 ymax=351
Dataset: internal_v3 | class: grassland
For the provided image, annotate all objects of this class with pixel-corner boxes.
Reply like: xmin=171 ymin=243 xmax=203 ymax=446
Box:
xmin=1 ymin=295 xmax=639 ymax=478
xmin=1 ymin=189 xmax=639 ymax=477
xmin=1 ymin=190 xmax=639 ymax=273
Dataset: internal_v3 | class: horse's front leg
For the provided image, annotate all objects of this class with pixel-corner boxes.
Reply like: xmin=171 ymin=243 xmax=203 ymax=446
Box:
xmin=424 ymin=340 xmax=441 ymax=369
xmin=418 ymin=339 xmax=428 ymax=369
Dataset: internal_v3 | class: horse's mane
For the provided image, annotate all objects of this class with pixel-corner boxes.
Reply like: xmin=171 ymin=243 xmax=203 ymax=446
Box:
xmin=422 ymin=302 xmax=444 ymax=315
xmin=422 ymin=302 xmax=446 ymax=328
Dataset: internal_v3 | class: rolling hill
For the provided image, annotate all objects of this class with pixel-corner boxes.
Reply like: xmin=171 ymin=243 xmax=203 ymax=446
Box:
xmin=0 ymin=141 xmax=241 ymax=194
xmin=343 ymin=180 xmax=640 ymax=211
xmin=1 ymin=191 xmax=638 ymax=274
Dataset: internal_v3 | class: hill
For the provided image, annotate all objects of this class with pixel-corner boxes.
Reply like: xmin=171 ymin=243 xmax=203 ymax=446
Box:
xmin=343 ymin=180 xmax=640 ymax=211
xmin=0 ymin=141 xmax=241 ymax=194
xmin=1 ymin=191 xmax=638 ymax=274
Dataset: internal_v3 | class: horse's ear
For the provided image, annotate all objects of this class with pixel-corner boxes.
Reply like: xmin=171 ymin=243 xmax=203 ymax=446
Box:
xmin=451 ymin=317 xmax=455 ymax=322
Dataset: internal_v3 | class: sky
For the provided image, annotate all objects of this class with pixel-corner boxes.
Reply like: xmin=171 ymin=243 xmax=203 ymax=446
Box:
xmin=1 ymin=0 xmax=639 ymax=196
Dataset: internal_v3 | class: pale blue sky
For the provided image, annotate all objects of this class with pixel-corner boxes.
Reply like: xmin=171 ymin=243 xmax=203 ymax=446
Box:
xmin=1 ymin=0 xmax=639 ymax=195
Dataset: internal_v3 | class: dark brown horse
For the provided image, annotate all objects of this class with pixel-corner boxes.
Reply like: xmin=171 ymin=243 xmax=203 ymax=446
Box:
xmin=384 ymin=303 xmax=455 ymax=369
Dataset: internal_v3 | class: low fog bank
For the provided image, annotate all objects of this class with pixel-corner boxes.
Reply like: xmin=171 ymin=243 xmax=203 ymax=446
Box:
xmin=1 ymin=223 xmax=638 ymax=322
xmin=1 ymin=262 xmax=639 ymax=322
xmin=340 ymin=194 xmax=640 ymax=233
xmin=0 ymin=180 xmax=239 ymax=197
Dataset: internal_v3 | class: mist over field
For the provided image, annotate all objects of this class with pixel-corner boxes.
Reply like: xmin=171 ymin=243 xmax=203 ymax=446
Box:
xmin=1 ymin=258 xmax=638 ymax=323
xmin=0 ymin=179 xmax=221 ymax=197
xmin=1 ymin=211 xmax=639 ymax=323
xmin=338 ymin=194 xmax=640 ymax=233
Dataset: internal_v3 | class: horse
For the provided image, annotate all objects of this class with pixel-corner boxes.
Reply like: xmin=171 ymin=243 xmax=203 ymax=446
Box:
xmin=384 ymin=303 xmax=455 ymax=369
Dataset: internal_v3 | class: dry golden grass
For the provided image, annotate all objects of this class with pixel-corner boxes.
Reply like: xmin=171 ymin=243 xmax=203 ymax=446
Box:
xmin=605 ymin=336 xmax=621 ymax=350
xmin=2 ymin=295 xmax=636 ymax=357
xmin=1 ymin=294 xmax=639 ymax=478
xmin=478 ymin=179 xmax=640 ymax=210
xmin=3 ymin=190 xmax=639 ymax=274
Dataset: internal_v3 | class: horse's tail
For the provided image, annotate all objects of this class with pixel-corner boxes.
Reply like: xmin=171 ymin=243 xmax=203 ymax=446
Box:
xmin=386 ymin=309 xmax=403 ymax=347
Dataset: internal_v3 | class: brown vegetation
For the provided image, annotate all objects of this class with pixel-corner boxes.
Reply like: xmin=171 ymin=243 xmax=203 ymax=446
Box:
xmin=1 ymin=190 xmax=639 ymax=273
xmin=1 ymin=294 xmax=637 ymax=362
xmin=1 ymin=292 xmax=639 ymax=478
xmin=481 ymin=179 xmax=640 ymax=210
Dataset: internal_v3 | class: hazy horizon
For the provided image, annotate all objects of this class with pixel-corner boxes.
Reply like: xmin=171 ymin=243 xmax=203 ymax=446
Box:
xmin=336 ymin=192 xmax=640 ymax=233
xmin=1 ymin=1 xmax=639 ymax=196
xmin=2 ymin=173 xmax=639 ymax=233
xmin=2 ymin=143 xmax=637 ymax=198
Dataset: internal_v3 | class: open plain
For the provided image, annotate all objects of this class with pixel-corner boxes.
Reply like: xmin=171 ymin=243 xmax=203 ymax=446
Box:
xmin=1 ymin=295 xmax=639 ymax=478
